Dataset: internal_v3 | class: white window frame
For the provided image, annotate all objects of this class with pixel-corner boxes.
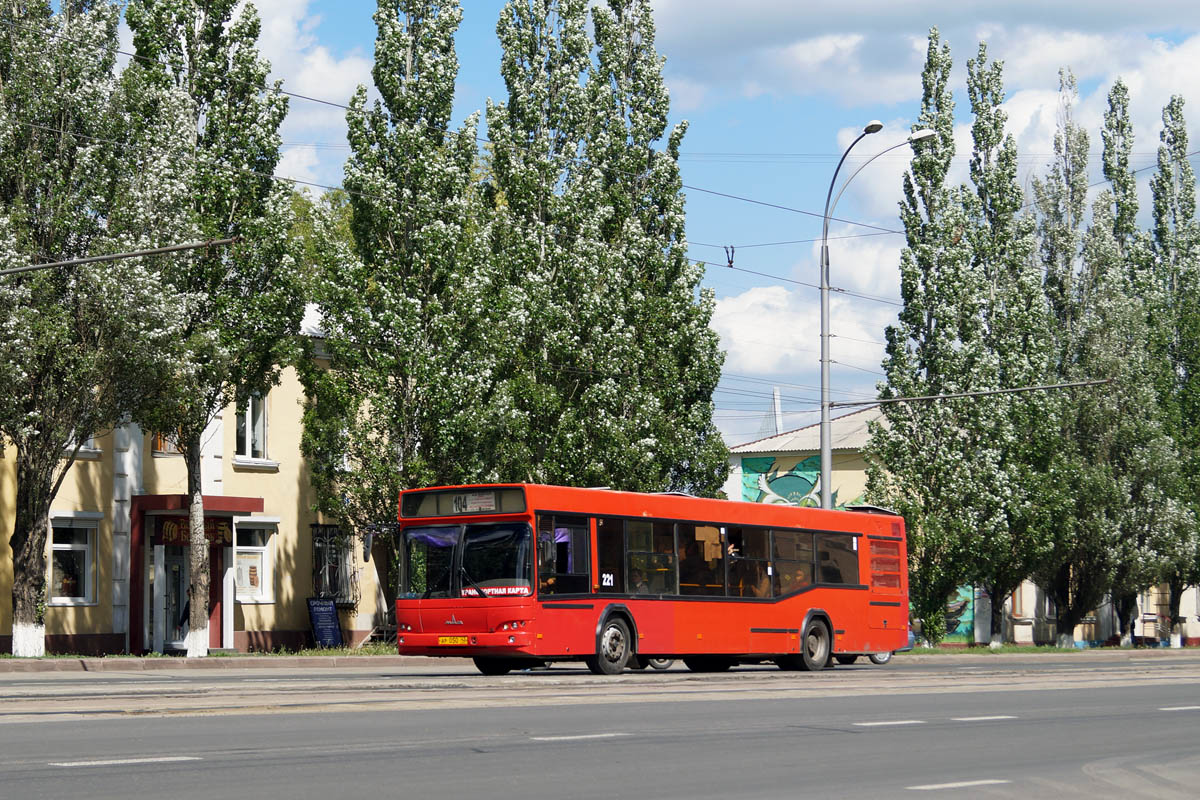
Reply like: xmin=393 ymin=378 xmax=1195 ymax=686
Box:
xmin=64 ymin=430 xmax=101 ymax=460
xmin=234 ymin=393 xmax=279 ymax=470
xmin=48 ymin=512 xmax=102 ymax=606
xmin=236 ymin=393 xmax=267 ymax=460
xmin=234 ymin=520 xmax=277 ymax=604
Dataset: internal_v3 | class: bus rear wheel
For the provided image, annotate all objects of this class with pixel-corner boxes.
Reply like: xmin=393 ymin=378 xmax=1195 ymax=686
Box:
xmin=799 ymin=619 xmax=832 ymax=671
xmin=682 ymin=656 xmax=734 ymax=672
xmin=586 ymin=617 xmax=631 ymax=675
xmin=868 ymin=651 xmax=893 ymax=665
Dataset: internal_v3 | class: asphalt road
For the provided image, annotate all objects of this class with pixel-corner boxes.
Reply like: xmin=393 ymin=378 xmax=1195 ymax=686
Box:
xmin=1 ymin=652 xmax=1199 ymax=799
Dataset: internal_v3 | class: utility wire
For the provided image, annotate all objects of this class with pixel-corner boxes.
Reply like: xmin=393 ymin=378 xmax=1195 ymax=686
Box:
xmin=1 ymin=17 xmax=911 ymax=238
xmin=0 ymin=238 xmax=239 ymax=276
xmin=830 ymin=379 xmax=1112 ymax=408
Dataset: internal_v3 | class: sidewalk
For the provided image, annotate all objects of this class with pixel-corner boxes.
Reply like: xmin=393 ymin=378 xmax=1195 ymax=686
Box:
xmin=0 ymin=654 xmax=465 ymax=673
xmin=1 ymin=647 xmax=1195 ymax=673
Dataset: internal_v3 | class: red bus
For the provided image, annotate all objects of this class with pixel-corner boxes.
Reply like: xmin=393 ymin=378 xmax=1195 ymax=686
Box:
xmin=394 ymin=484 xmax=909 ymax=675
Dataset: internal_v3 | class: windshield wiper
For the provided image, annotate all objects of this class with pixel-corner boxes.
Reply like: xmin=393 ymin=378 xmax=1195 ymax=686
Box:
xmin=460 ymin=567 xmax=490 ymax=599
xmin=422 ymin=563 xmax=453 ymax=599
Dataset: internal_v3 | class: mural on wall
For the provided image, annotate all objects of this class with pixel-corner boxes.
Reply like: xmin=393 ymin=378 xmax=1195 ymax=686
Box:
xmin=740 ymin=456 xmax=864 ymax=508
xmin=942 ymin=585 xmax=976 ymax=643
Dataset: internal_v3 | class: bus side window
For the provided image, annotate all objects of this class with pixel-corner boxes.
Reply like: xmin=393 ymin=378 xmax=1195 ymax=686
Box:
xmin=772 ymin=530 xmax=813 ymax=596
xmin=626 ymin=520 xmax=676 ymax=594
xmin=538 ymin=515 xmax=591 ymax=595
xmin=726 ymin=527 xmax=771 ymax=597
xmin=815 ymin=534 xmax=859 ymax=584
xmin=596 ymin=517 xmax=625 ymax=593
xmin=678 ymin=523 xmax=724 ymax=596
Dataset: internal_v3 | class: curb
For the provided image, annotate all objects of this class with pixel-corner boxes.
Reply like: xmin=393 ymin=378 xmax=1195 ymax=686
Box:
xmin=1 ymin=648 xmax=1195 ymax=673
xmin=0 ymin=655 xmax=469 ymax=673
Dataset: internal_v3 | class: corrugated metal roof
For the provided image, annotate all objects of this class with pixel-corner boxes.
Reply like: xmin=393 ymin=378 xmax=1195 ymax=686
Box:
xmin=730 ymin=405 xmax=884 ymax=454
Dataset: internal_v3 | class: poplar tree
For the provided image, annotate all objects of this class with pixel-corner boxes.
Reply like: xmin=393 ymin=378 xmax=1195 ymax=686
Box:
xmin=578 ymin=0 xmax=726 ymax=493
xmin=126 ymin=0 xmax=303 ymax=657
xmin=1147 ymin=96 xmax=1200 ymax=641
xmin=483 ymin=0 xmax=599 ymax=486
xmin=299 ymin=0 xmax=489 ymax=542
xmin=0 ymin=0 xmax=179 ymax=656
xmin=962 ymin=43 xmax=1054 ymax=647
xmin=866 ymin=29 xmax=977 ymax=644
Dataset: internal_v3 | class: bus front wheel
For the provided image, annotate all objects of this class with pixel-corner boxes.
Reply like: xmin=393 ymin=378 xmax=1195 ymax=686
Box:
xmin=586 ymin=617 xmax=631 ymax=675
xmin=473 ymin=657 xmax=515 ymax=676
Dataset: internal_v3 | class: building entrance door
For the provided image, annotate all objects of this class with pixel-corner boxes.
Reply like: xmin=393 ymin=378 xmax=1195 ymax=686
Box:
xmin=164 ymin=548 xmax=189 ymax=650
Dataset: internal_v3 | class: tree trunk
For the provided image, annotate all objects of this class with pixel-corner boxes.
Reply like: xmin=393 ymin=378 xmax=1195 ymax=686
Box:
xmin=184 ymin=436 xmax=209 ymax=658
xmin=988 ymin=588 xmax=1006 ymax=650
xmin=10 ymin=454 xmax=54 ymax=657
xmin=1115 ymin=592 xmax=1138 ymax=647
xmin=1168 ymin=577 xmax=1185 ymax=649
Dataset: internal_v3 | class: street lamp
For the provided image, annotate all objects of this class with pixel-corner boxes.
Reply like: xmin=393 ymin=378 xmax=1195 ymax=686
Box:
xmin=818 ymin=124 xmax=936 ymax=510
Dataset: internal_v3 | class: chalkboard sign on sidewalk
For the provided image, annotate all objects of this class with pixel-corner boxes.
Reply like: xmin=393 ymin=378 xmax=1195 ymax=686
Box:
xmin=307 ymin=597 xmax=344 ymax=648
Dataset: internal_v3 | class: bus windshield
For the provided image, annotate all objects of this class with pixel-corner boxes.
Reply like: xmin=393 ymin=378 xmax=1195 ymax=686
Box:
xmin=401 ymin=523 xmax=532 ymax=598
xmin=461 ymin=523 xmax=532 ymax=597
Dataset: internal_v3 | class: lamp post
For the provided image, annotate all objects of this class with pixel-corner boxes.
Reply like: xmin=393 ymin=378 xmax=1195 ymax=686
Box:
xmin=818 ymin=124 xmax=936 ymax=510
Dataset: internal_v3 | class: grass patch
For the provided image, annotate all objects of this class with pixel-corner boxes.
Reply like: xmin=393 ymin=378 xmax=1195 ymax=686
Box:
xmin=905 ymin=644 xmax=1096 ymax=655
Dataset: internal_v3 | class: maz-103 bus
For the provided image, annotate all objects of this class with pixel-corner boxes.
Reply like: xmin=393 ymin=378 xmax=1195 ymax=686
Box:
xmin=394 ymin=484 xmax=909 ymax=675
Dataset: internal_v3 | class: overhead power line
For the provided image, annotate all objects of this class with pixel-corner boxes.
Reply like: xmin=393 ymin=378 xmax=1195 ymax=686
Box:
xmin=830 ymin=379 xmax=1112 ymax=409
xmin=0 ymin=238 xmax=239 ymax=276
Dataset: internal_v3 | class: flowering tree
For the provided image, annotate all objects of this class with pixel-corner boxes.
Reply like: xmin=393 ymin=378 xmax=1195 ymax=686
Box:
xmin=126 ymin=0 xmax=303 ymax=657
xmin=0 ymin=1 xmax=180 ymax=656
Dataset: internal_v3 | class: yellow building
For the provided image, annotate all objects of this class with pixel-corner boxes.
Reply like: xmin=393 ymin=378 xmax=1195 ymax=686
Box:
xmin=1 ymin=365 xmax=391 ymax=655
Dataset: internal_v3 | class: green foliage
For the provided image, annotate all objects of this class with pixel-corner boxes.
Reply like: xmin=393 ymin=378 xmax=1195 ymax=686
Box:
xmin=481 ymin=0 xmax=726 ymax=494
xmin=867 ymin=28 xmax=975 ymax=645
xmin=0 ymin=0 xmax=182 ymax=654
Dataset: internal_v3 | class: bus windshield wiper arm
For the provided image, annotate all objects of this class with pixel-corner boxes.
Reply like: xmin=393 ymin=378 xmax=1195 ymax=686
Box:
xmin=460 ymin=567 xmax=489 ymax=599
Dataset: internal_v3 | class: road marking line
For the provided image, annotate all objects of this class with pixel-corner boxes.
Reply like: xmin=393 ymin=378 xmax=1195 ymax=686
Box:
xmin=1160 ymin=706 xmax=1200 ymax=711
xmin=530 ymin=733 xmax=631 ymax=742
xmin=951 ymin=715 xmax=1017 ymax=722
xmin=907 ymin=779 xmax=1011 ymax=791
xmin=853 ymin=720 xmax=925 ymax=727
xmin=49 ymin=756 xmax=202 ymax=768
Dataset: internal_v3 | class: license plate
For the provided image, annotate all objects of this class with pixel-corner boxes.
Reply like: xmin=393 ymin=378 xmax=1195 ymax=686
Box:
xmin=437 ymin=636 xmax=469 ymax=645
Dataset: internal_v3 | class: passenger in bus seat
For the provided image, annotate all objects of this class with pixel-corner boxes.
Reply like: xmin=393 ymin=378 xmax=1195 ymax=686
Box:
xmin=679 ymin=541 xmax=710 ymax=588
xmin=630 ymin=569 xmax=650 ymax=594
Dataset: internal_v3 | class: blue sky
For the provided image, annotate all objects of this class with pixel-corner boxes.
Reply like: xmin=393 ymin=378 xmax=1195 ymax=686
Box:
xmin=252 ymin=0 xmax=1200 ymax=445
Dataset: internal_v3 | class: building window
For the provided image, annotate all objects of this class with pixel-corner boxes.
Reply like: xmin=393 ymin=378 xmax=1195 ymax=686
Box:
xmin=312 ymin=525 xmax=359 ymax=607
xmin=50 ymin=521 xmax=97 ymax=605
xmin=236 ymin=394 xmax=267 ymax=460
xmin=64 ymin=431 xmax=100 ymax=458
xmin=152 ymin=430 xmax=181 ymax=454
xmin=235 ymin=527 xmax=274 ymax=602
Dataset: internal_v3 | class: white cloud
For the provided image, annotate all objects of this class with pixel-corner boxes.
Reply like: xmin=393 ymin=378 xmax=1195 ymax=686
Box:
xmin=652 ymin=1 xmax=1200 ymax=111
xmin=245 ymin=0 xmax=374 ymax=188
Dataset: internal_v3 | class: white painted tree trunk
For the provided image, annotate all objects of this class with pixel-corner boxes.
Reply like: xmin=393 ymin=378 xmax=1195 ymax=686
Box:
xmin=1056 ymin=631 xmax=1075 ymax=649
xmin=13 ymin=621 xmax=45 ymax=658
xmin=988 ymin=634 xmax=1003 ymax=651
xmin=186 ymin=626 xmax=209 ymax=658
xmin=1120 ymin=631 xmax=1133 ymax=648
xmin=1170 ymin=626 xmax=1183 ymax=649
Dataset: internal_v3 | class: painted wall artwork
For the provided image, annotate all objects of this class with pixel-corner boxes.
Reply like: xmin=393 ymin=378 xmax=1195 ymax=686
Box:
xmin=942 ymin=585 xmax=976 ymax=644
xmin=740 ymin=455 xmax=863 ymax=508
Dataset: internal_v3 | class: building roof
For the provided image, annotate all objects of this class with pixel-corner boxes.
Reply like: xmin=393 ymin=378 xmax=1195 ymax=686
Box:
xmin=730 ymin=405 xmax=884 ymax=455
